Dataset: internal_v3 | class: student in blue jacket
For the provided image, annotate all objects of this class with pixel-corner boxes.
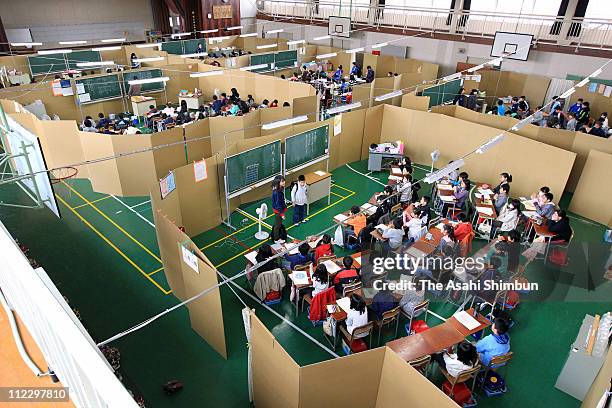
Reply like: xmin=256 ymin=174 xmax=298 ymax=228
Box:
xmin=332 ymin=65 xmax=344 ymax=82
xmin=476 ymin=317 xmax=511 ymax=367
xmin=271 ymin=176 xmax=287 ymax=243
xmin=282 ymin=242 xmax=312 ymax=270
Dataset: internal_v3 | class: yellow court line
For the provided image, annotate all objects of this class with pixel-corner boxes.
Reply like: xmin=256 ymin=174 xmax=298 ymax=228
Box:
xmin=330 ymin=191 xmax=345 ymax=199
xmin=72 ymin=195 xmax=112 ymax=209
xmin=147 ymin=266 xmax=164 ymax=276
xmin=61 ymin=181 xmax=162 ymax=264
xmin=332 ymin=183 xmax=356 ymax=194
xmin=55 ymin=194 xmax=172 ymax=295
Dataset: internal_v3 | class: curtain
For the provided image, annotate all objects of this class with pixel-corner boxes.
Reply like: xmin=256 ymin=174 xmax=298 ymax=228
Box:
xmin=151 ymin=0 xmax=172 ymax=34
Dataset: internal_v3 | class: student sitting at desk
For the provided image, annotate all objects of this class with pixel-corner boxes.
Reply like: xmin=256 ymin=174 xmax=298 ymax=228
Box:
xmin=247 ymin=94 xmax=255 ymax=106
xmin=81 ymin=119 xmax=98 ymax=133
xmin=454 ymin=213 xmax=473 ymax=242
xmin=311 ymin=264 xmax=329 ymax=297
xmin=397 ymin=175 xmax=412 ymax=204
xmin=270 ymin=99 xmax=279 ymax=108
xmin=332 ymin=65 xmax=343 ymax=82
xmin=97 ymin=113 xmax=111 ymax=128
xmin=493 ymin=184 xmax=509 ymax=213
xmin=229 ymin=87 xmax=240 ymax=104
xmin=451 ymin=179 xmax=470 ymax=210
xmin=433 ymin=341 xmax=478 ymax=378
xmin=492 ymin=172 xmax=512 ymax=195
xmin=370 ymin=285 xmax=397 ymax=319
xmin=530 ymin=186 xmax=550 ymax=206
xmin=350 ymin=62 xmax=361 ymax=77
xmin=438 ymin=224 xmax=457 ymax=252
xmin=334 ymin=256 xmax=360 ymax=288
xmin=259 ymin=99 xmax=269 ymax=108
xmin=346 ymin=294 xmax=369 ymax=338
xmin=405 ymin=208 xmax=424 ymax=242
xmin=339 ymin=78 xmax=349 ymax=94
xmin=283 ymin=242 xmax=312 ymax=270
xmin=81 ymin=116 xmax=95 ymax=130
xmin=366 ymin=66 xmax=375 ymax=83
xmin=413 ymin=196 xmax=431 ymax=225
xmin=544 ymin=209 xmax=572 ymax=243
xmin=161 ymin=113 xmax=174 ymax=126
xmin=381 ymin=218 xmax=405 ymax=252
xmin=495 ymin=99 xmax=505 ymax=116
xmin=345 ymin=206 xmax=367 ymax=245
xmin=476 ymin=317 xmax=511 ymax=367
xmin=533 ymin=192 xmax=555 ymax=218
xmin=254 ymin=243 xmax=280 ymax=274
xmin=314 ymin=234 xmax=334 ymax=262
xmin=399 ymin=276 xmax=426 ymax=317
xmin=211 ymin=95 xmax=223 ymax=115
xmin=490 ymin=199 xmax=520 ymax=239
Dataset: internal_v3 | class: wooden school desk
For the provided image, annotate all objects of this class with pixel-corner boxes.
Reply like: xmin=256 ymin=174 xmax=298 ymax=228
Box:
xmin=131 ymin=96 xmax=156 ymax=117
xmin=472 ymin=184 xmax=497 ymax=234
xmin=304 ymin=171 xmax=332 ymax=214
xmin=178 ymin=94 xmax=204 ymax=110
xmin=386 ymin=309 xmax=490 ymax=362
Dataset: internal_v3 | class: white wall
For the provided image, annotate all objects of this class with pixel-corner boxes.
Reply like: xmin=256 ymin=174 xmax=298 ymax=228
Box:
xmin=257 ymin=20 xmax=612 ymax=80
xmin=1 ymin=0 xmax=154 ymax=43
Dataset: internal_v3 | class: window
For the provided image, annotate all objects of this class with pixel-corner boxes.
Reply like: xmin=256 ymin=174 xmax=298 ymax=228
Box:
xmin=385 ymin=0 xmax=452 ymax=9
xmin=585 ymin=0 xmax=612 ymax=20
xmin=469 ymin=0 xmax=560 ymax=16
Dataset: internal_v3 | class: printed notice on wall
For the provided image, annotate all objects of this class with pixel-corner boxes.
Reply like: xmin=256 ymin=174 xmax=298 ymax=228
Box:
xmin=194 ymin=159 xmax=208 ymax=182
xmin=605 ymin=86 xmax=612 ymax=98
xmin=334 ymin=115 xmax=342 ymax=136
xmin=181 ymin=245 xmax=199 ymax=273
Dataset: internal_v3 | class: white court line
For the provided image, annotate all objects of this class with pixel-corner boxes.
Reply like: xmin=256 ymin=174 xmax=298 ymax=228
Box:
xmin=345 ymin=164 xmax=386 ymax=186
xmin=130 ymin=199 xmax=151 ymax=209
xmin=109 ymin=195 xmax=155 ymax=228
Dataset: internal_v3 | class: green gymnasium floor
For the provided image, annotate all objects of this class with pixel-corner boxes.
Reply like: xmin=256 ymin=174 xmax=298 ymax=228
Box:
xmin=1 ymin=159 xmax=610 ymax=407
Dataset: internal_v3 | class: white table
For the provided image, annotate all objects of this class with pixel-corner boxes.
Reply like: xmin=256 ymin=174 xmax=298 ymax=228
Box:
xmin=178 ymin=95 xmax=205 ymax=110
xmin=131 ymin=97 xmax=156 ymax=117
xmin=304 ymin=171 xmax=332 ymax=215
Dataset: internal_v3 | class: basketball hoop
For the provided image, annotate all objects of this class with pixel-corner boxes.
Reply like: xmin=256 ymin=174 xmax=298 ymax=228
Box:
xmin=49 ymin=167 xmax=78 ymax=184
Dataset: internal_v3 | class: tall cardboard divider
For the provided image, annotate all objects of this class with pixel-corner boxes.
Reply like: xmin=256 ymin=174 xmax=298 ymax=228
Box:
xmin=79 ymin=131 xmax=123 ymax=195
xmin=293 ymin=95 xmax=318 ymax=122
xmin=152 ymin=127 xmax=188 ymax=179
xmin=185 ymin=118 xmax=212 ymax=163
xmin=569 ymin=150 xmax=612 ymax=227
xmin=361 ymin=105 xmax=384 ymax=159
xmin=375 ymin=348 xmax=459 ymax=408
xmin=209 ymin=115 xmax=247 ymax=155
xmin=260 ymin=106 xmax=292 ymax=136
xmin=36 ymin=119 xmax=91 ymax=180
xmin=112 ymin=134 xmax=156 ymax=196
xmin=401 ymin=93 xmax=430 ymax=111
xmin=299 ymin=348 xmax=385 ymax=407
xmin=152 ymin=206 xmax=186 ymax=300
xmin=175 ymin=155 xmax=222 ymax=237
xmin=372 ymin=77 xmax=396 ymax=107
xmin=330 ymin=110 xmax=364 ymax=170
xmin=181 ymin=249 xmax=227 ymax=359
xmin=568 ymin=133 xmax=612 ymax=192
xmin=251 ymin=313 xmax=300 ymax=408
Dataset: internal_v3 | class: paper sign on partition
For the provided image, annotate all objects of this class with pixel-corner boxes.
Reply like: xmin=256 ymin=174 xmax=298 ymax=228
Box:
xmin=334 ymin=115 xmax=342 ymax=136
xmin=181 ymin=245 xmax=199 ymax=273
xmin=194 ymin=159 xmax=208 ymax=182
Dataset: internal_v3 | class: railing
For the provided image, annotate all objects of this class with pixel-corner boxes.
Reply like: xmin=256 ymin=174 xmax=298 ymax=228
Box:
xmin=258 ymin=0 xmax=612 ymax=51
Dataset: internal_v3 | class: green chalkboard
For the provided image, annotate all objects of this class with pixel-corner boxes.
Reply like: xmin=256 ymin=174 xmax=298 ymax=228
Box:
xmin=285 ymin=125 xmax=329 ymax=171
xmin=183 ymin=39 xmax=207 ymax=54
xmin=422 ymin=78 xmax=462 ymax=108
xmin=75 ymin=74 xmax=123 ymax=103
xmin=275 ymin=50 xmax=298 ymax=69
xmin=66 ymin=50 xmax=102 ymax=70
xmin=28 ymin=54 xmax=68 ymax=75
xmin=250 ymin=53 xmax=275 ymax=73
xmin=225 ymin=140 xmax=282 ymax=195
xmin=124 ymin=69 xmax=165 ymax=93
xmin=161 ymin=40 xmax=184 ymax=55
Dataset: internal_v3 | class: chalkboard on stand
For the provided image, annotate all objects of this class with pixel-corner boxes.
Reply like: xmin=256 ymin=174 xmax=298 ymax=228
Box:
xmin=285 ymin=125 xmax=329 ymax=172
xmin=225 ymin=140 xmax=282 ymax=196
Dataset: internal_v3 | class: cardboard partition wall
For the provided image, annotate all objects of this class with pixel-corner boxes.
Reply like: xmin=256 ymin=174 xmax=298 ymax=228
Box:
xmin=568 ymin=150 xmax=612 ymax=227
xmin=185 ymin=118 xmax=212 ymax=163
xmin=371 ymin=77 xmax=397 ymax=107
xmin=328 ymin=109 xmax=365 ymax=170
xmin=151 ymin=127 xmax=188 ymax=179
xmin=567 ymin=132 xmax=612 ymax=192
xmin=377 ymin=105 xmax=576 ymax=198
xmin=79 ymin=130 xmax=123 ymax=195
xmin=401 ymin=93 xmax=430 ymax=112
xmin=250 ymin=312 xmax=459 ymax=408
xmin=477 ymin=70 xmax=551 ymax=107
xmin=293 ymin=95 xmax=319 ymax=122
xmin=152 ymin=205 xmax=227 ymax=359
xmin=112 ymin=133 xmax=157 ymax=196
xmin=361 ymin=105 xmax=385 ymax=159
xmin=209 ymin=114 xmax=249 ymax=154
xmin=260 ymin=106 xmax=293 ymax=136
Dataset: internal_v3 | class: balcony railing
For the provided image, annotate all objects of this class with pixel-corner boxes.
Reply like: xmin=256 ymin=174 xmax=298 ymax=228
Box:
xmin=258 ymin=0 xmax=612 ymax=51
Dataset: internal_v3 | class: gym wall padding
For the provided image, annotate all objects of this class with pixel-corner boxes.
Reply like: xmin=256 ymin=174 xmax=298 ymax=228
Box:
xmin=180 ymin=247 xmax=227 ymax=359
xmin=78 ymin=130 xmax=123 ymax=196
xmin=298 ymin=348 xmax=385 ymax=407
xmin=184 ymin=118 xmax=212 ymax=163
xmin=568 ymin=150 xmax=612 ymax=227
xmin=361 ymin=105 xmax=385 ymax=159
xmin=174 ymin=155 xmax=222 ymax=237
xmin=401 ymin=93 xmax=430 ymax=111
xmin=375 ymin=348 xmax=459 ymax=408
xmin=251 ymin=312 xmax=300 ymax=408
xmin=378 ymin=104 xmax=576 ymax=199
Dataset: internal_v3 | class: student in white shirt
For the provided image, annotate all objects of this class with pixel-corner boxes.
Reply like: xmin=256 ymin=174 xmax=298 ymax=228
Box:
xmin=291 ymin=175 xmax=308 ymax=226
xmin=490 ymin=199 xmax=520 ymax=239
xmin=311 ymin=264 xmax=329 ymax=297
xmin=397 ymin=175 xmax=412 ymax=204
xmin=81 ymin=119 xmax=98 ymax=133
xmin=382 ymin=217 xmax=405 ymax=251
xmin=433 ymin=341 xmax=478 ymax=377
xmin=405 ymin=208 xmax=425 ymax=242
xmin=345 ymin=294 xmax=369 ymax=338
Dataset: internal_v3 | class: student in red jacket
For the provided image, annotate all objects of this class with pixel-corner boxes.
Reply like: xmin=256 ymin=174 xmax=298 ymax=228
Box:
xmin=453 ymin=213 xmax=473 ymax=242
xmin=314 ymin=234 xmax=334 ymax=262
xmin=334 ymin=256 xmax=360 ymax=289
